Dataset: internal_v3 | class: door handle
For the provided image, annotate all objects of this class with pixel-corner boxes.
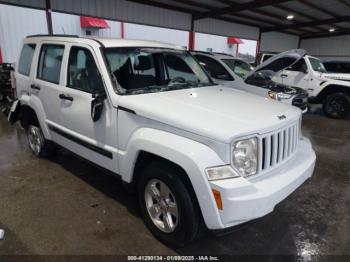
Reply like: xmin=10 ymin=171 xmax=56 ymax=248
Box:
xmin=30 ymin=84 xmax=41 ymax=90
xmin=281 ymin=74 xmax=288 ymax=78
xmin=59 ymin=94 xmax=74 ymax=101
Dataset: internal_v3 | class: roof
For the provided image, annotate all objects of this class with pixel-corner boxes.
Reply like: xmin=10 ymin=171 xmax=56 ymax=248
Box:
xmin=191 ymin=51 xmax=241 ymax=60
xmin=25 ymin=35 xmax=184 ymax=49
xmin=131 ymin=0 xmax=350 ymax=39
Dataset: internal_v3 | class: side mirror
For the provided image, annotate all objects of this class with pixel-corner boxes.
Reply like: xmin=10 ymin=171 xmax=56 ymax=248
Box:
xmin=91 ymin=90 xmax=106 ymax=122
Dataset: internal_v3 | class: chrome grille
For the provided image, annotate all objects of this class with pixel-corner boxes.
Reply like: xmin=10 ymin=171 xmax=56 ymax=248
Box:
xmin=258 ymin=120 xmax=300 ymax=174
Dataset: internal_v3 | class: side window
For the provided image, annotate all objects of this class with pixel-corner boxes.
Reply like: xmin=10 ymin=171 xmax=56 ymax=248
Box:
xmin=67 ymin=47 xmax=104 ymax=93
xmin=37 ymin=44 xmax=64 ymax=84
xmin=164 ymin=53 xmax=198 ymax=82
xmin=195 ymin=55 xmax=233 ymax=81
xmin=287 ymin=58 xmax=307 ymax=72
xmin=18 ymin=44 xmax=36 ymax=76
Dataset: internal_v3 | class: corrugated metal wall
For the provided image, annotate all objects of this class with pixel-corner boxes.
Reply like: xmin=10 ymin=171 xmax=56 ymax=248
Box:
xmin=52 ymin=12 xmax=121 ymax=38
xmin=260 ymin=32 xmax=299 ymax=53
xmin=0 ymin=4 xmax=47 ymax=63
xmin=300 ymin=35 xmax=350 ymax=60
xmin=124 ymin=23 xmax=188 ymax=48
xmin=195 ymin=33 xmax=238 ymax=55
xmin=0 ymin=0 xmax=45 ymax=9
xmin=195 ymin=18 xmax=259 ymax=40
xmin=0 ymin=0 xmax=261 ymax=40
xmin=50 ymin=0 xmax=191 ymax=31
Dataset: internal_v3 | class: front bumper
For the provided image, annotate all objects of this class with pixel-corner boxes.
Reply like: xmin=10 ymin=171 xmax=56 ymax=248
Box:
xmin=208 ymin=137 xmax=316 ymax=229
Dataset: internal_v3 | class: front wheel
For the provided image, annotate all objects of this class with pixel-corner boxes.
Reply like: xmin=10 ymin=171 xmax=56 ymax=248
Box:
xmin=323 ymin=92 xmax=350 ymax=119
xmin=138 ymin=162 xmax=204 ymax=247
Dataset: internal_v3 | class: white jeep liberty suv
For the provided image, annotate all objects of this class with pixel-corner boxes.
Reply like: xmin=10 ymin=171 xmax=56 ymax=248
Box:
xmin=11 ymin=35 xmax=316 ymax=247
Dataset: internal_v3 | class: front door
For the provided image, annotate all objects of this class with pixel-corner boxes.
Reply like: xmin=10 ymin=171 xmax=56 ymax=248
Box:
xmin=274 ymin=58 xmax=310 ymax=90
xmin=54 ymin=44 xmax=118 ymax=173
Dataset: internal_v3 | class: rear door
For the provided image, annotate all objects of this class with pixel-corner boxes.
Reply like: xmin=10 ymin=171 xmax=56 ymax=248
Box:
xmin=15 ymin=43 xmax=37 ymax=100
xmin=54 ymin=44 xmax=117 ymax=172
xmin=32 ymin=42 xmax=65 ymax=128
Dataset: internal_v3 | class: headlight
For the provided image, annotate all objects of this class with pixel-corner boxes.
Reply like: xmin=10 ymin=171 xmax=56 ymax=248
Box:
xmin=268 ymin=91 xmax=292 ymax=101
xmin=232 ymin=138 xmax=258 ymax=177
xmin=205 ymin=165 xmax=240 ymax=181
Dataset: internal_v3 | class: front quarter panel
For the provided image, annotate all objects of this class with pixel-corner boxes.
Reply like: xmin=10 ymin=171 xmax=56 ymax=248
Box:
xmin=119 ymin=126 xmax=227 ymax=229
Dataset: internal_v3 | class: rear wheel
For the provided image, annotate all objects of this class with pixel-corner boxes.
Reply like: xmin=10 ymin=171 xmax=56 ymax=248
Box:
xmin=138 ymin=162 xmax=204 ymax=247
xmin=27 ymin=124 xmax=56 ymax=157
xmin=323 ymin=92 xmax=350 ymax=119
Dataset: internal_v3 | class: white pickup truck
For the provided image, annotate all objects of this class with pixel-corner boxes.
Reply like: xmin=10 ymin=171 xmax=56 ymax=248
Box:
xmin=271 ymin=54 xmax=350 ymax=119
xmin=10 ymin=35 xmax=316 ymax=247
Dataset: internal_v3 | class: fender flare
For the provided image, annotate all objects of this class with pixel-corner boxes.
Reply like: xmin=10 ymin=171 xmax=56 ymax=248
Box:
xmin=316 ymin=84 xmax=350 ymax=103
xmin=119 ymin=128 xmax=227 ymax=229
xmin=19 ymin=93 xmax=51 ymax=139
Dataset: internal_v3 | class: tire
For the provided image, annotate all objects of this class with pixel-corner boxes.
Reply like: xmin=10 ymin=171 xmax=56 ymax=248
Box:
xmin=27 ymin=124 xmax=56 ymax=157
xmin=323 ymin=92 xmax=350 ymax=119
xmin=138 ymin=162 xmax=204 ymax=247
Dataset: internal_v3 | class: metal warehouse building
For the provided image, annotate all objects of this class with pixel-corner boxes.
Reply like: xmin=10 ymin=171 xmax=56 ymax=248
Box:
xmin=1 ymin=0 xmax=349 ymax=64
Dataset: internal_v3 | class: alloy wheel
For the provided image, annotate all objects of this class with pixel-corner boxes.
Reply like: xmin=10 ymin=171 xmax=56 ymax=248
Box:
xmin=144 ymin=179 xmax=179 ymax=233
xmin=28 ymin=125 xmax=44 ymax=156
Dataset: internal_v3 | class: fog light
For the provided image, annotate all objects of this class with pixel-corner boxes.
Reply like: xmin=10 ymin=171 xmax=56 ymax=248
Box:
xmin=205 ymin=165 xmax=240 ymax=181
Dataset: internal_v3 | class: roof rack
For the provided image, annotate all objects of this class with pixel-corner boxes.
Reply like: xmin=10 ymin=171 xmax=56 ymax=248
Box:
xmin=191 ymin=50 xmax=235 ymax=57
xmin=191 ymin=50 xmax=214 ymax=55
xmin=26 ymin=34 xmax=80 ymax=38
xmin=214 ymin=52 xmax=234 ymax=57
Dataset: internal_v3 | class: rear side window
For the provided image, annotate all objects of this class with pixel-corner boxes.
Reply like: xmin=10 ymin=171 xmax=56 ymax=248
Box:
xmin=37 ymin=44 xmax=64 ymax=84
xmin=67 ymin=47 xmax=104 ymax=93
xmin=18 ymin=44 xmax=36 ymax=76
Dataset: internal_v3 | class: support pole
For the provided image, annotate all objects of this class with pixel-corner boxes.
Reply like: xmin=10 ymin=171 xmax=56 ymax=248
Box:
xmin=188 ymin=17 xmax=195 ymax=51
xmin=120 ymin=22 xmax=125 ymax=39
xmin=255 ymin=29 xmax=262 ymax=61
xmin=45 ymin=0 xmax=53 ymax=35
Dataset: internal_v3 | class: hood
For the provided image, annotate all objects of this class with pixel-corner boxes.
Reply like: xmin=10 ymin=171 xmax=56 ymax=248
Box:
xmin=245 ymin=49 xmax=307 ymax=80
xmin=118 ymin=86 xmax=301 ymax=143
xmin=323 ymin=73 xmax=350 ymax=82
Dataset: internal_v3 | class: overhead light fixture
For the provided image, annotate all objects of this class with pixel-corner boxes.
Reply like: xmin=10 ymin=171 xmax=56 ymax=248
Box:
xmin=329 ymin=28 xmax=335 ymax=32
xmin=286 ymin=14 xmax=294 ymax=20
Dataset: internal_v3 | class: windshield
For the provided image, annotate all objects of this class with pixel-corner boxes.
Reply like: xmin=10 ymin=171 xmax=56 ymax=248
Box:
xmin=308 ymin=57 xmax=327 ymax=73
xmin=104 ymin=48 xmax=213 ymax=95
xmin=221 ymin=58 xmax=253 ymax=78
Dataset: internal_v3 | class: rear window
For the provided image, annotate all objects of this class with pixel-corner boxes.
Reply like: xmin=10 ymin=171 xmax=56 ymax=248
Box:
xmin=37 ymin=44 xmax=64 ymax=84
xmin=18 ymin=44 xmax=36 ymax=76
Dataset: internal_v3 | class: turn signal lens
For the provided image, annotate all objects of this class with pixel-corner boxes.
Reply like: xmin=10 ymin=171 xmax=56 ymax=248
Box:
xmin=212 ymin=189 xmax=223 ymax=210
